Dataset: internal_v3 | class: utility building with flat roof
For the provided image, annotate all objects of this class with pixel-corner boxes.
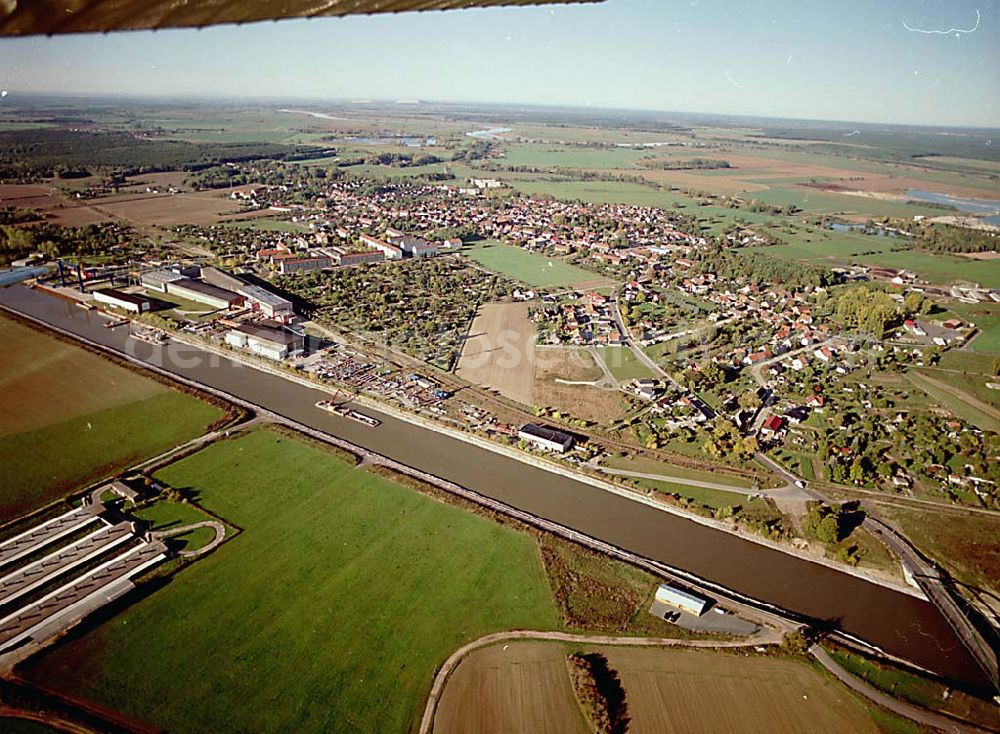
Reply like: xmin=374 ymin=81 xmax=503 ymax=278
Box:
xmin=225 ymin=322 xmax=304 ymax=361
xmin=518 ymin=424 xmax=575 ymax=453
xmin=655 ymin=584 xmax=708 ymax=616
xmin=93 ymin=288 xmax=152 ymax=313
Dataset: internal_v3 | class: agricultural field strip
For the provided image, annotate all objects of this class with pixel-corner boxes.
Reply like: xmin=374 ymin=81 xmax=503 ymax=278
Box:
xmin=422 ymin=627 xmax=783 ymax=734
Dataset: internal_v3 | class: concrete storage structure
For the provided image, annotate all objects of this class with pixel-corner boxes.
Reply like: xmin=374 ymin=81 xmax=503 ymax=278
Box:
xmin=140 ymin=268 xmax=185 ymax=293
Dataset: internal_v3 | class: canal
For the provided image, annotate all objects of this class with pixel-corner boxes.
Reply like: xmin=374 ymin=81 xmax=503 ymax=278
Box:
xmin=0 ymin=283 xmax=988 ymax=690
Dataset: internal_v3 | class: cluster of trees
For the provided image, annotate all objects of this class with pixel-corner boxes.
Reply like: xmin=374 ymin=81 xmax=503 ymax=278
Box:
xmin=912 ymin=223 xmax=998 ymax=253
xmin=338 ymin=151 xmax=442 ymax=168
xmin=566 ymin=653 xmax=629 ymax=734
xmin=834 ymin=286 xmax=902 ymax=336
xmin=0 ymin=222 xmax=135 ymax=266
xmin=0 ymin=129 xmax=334 ymax=182
xmin=700 ymin=420 xmax=759 ymax=461
xmin=698 ymin=251 xmax=831 ymax=289
xmin=802 ymin=502 xmax=856 ymax=543
xmin=812 ymin=382 xmax=1000 ymax=507
xmin=276 ymin=257 xmax=517 ymax=370
xmin=640 ymin=157 xmax=732 ymax=170
xmin=0 ymin=207 xmax=40 ymax=225
xmin=450 ymin=139 xmax=495 ymax=162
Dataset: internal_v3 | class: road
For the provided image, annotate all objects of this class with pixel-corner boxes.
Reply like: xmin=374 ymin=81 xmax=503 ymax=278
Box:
xmin=152 ymin=520 xmax=226 ymax=558
xmin=865 ymin=516 xmax=1000 ymax=693
xmin=758 ymin=449 xmax=1000 ymax=693
xmin=420 ymin=627 xmax=784 ymax=734
xmin=596 ymin=466 xmax=758 ymax=494
xmin=810 ymin=645 xmax=995 ymax=734
xmin=610 ymin=289 xmax=670 ymax=380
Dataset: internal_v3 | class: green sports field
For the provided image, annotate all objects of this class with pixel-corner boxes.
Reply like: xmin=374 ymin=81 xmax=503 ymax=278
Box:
xmin=464 ymin=240 xmax=610 ymax=288
xmin=23 ymin=428 xmax=561 ymax=733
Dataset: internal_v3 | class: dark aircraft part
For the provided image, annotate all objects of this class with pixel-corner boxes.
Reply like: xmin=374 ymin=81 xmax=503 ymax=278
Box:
xmin=0 ymin=0 xmax=598 ymax=36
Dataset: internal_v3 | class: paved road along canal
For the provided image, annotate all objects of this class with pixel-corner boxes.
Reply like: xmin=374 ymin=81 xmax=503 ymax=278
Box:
xmin=0 ymin=283 xmax=988 ymax=690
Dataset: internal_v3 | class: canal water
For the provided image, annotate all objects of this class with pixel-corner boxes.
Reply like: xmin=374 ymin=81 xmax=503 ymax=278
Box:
xmin=0 ymin=284 xmax=988 ymax=690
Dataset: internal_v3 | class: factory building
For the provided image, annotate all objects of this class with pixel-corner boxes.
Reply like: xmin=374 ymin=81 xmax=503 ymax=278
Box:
xmin=201 ymin=266 xmax=246 ymax=292
xmin=166 ymin=278 xmax=244 ymax=311
xmin=654 ymin=584 xmax=708 ymax=616
xmin=140 ymin=268 xmax=186 ymax=293
xmin=225 ymin=322 xmax=304 ymax=361
xmin=202 ymin=266 xmax=294 ymax=323
xmin=93 ymin=288 xmax=152 ymax=313
xmin=518 ymin=424 xmax=575 ymax=453
xmin=238 ymin=283 xmax=294 ymax=323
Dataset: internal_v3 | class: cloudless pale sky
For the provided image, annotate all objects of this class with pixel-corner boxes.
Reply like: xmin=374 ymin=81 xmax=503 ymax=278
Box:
xmin=1 ymin=0 xmax=998 ymax=127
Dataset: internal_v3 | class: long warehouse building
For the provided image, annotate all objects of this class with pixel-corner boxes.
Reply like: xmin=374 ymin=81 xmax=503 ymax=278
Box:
xmin=166 ymin=278 xmax=244 ymax=310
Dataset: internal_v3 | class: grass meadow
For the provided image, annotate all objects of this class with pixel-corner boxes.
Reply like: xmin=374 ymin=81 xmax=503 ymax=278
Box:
xmin=464 ymin=240 xmax=608 ymax=288
xmin=0 ymin=316 xmax=223 ymax=518
xmin=24 ymin=428 xmax=561 ymax=733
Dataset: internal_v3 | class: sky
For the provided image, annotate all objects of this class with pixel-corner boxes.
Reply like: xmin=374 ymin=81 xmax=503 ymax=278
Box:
xmin=1 ymin=0 xmax=998 ymax=127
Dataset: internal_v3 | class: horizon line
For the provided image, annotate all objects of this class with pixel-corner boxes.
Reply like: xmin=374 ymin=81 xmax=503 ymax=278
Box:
xmin=7 ymin=90 xmax=1000 ymax=133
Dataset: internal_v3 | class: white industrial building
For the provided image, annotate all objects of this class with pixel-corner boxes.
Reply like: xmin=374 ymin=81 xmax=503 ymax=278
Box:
xmin=167 ymin=278 xmax=243 ymax=311
xmin=238 ymin=283 xmax=294 ymax=323
xmin=655 ymin=584 xmax=708 ymax=616
xmin=93 ymin=288 xmax=152 ymax=313
xmin=518 ymin=424 xmax=575 ymax=453
xmin=202 ymin=266 xmax=295 ymax=323
xmin=225 ymin=322 xmax=303 ymax=361
xmin=140 ymin=268 xmax=186 ymax=293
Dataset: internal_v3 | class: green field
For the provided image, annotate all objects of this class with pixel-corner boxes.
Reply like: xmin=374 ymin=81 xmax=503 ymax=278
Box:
xmin=626 ymin=476 xmax=754 ymax=510
xmin=498 ymin=142 xmax=652 ymax=169
xmin=0 ymin=316 xmax=224 ymax=518
xmin=944 ymin=302 xmax=1000 ymax=354
xmin=826 ymin=646 xmax=998 ymax=728
xmin=600 ymin=345 xmax=655 ymax=380
xmin=906 ymin=371 xmax=1000 ymax=433
xmin=464 ymin=240 xmax=607 ymax=288
xmin=24 ymin=428 xmax=561 ymax=733
xmin=601 ymin=454 xmax=757 ymax=489
xmin=749 ymin=186 xmax=946 ymax=219
xmin=0 ymin=392 xmax=224 ymax=518
xmin=506 ymin=178 xmax=691 ymax=208
xmin=222 ymin=217 xmax=310 ymax=233
xmin=858 ymin=251 xmax=1000 ymax=289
